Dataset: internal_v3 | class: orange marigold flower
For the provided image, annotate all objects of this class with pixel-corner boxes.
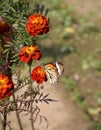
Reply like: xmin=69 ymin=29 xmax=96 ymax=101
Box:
xmin=18 ymin=45 xmax=41 ymax=63
xmin=31 ymin=66 xmax=47 ymax=84
xmin=26 ymin=14 xmax=49 ymax=37
xmin=0 ymin=73 xmax=14 ymax=100
xmin=0 ymin=21 xmax=10 ymax=35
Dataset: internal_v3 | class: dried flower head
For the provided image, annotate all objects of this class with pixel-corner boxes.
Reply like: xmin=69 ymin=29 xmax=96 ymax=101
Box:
xmin=26 ymin=14 xmax=49 ymax=37
xmin=0 ymin=21 xmax=10 ymax=35
xmin=31 ymin=66 xmax=47 ymax=84
xmin=0 ymin=73 xmax=14 ymax=100
xmin=18 ymin=45 xmax=41 ymax=63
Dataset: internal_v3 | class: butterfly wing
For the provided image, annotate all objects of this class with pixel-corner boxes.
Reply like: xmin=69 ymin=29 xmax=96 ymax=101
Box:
xmin=43 ymin=63 xmax=59 ymax=85
xmin=55 ymin=62 xmax=64 ymax=75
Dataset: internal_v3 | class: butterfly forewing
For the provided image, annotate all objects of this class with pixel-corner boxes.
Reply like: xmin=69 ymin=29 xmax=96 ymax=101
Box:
xmin=44 ymin=63 xmax=59 ymax=84
xmin=42 ymin=62 xmax=64 ymax=85
xmin=55 ymin=62 xmax=64 ymax=75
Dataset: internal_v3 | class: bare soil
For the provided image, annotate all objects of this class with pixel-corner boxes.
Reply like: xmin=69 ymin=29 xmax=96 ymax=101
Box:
xmin=7 ymin=85 xmax=91 ymax=130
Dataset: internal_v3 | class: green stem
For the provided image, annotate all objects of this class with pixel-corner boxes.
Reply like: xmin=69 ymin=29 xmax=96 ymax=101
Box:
xmin=28 ymin=62 xmax=32 ymax=75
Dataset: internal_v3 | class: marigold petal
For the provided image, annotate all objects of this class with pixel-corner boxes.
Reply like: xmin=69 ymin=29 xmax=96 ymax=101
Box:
xmin=18 ymin=45 xmax=41 ymax=63
xmin=26 ymin=14 xmax=49 ymax=37
xmin=31 ymin=66 xmax=47 ymax=84
xmin=0 ymin=73 xmax=14 ymax=100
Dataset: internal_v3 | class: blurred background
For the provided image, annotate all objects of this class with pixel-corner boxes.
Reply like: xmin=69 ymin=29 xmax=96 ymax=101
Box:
xmin=38 ymin=0 xmax=101 ymax=130
xmin=9 ymin=0 xmax=101 ymax=130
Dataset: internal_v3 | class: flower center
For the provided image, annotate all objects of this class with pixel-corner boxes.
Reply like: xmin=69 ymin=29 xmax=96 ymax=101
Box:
xmin=0 ymin=79 xmax=6 ymax=87
xmin=37 ymin=67 xmax=45 ymax=76
xmin=26 ymin=46 xmax=35 ymax=54
xmin=32 ymin=17 xmax=43 ymax=25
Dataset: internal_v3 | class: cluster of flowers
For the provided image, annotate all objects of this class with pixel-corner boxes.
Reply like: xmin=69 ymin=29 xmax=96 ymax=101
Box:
xmin=0 ymin=14 xmax=49 ymax=100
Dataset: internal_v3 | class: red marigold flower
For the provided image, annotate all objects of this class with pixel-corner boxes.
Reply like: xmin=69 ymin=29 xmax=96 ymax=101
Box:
xmin=0 ymin=21 xmax=10 ymax=35
xmin=0 ymin=73 xmax=14 ymax=100
xmin=31 ymin=66 xmax=47 ymax=84
xmin=26 ymin=14 xmax=49 ymax=37
xmin=18 ymin=45 xmax=41 ymax=63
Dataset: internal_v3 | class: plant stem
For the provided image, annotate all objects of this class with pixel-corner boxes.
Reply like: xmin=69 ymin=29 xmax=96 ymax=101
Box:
xmin=12 ymin=94 xmax=23 ymax=130
xmin=28 ymin=63 xmax=35 ymax=130
xmin=2 ymin=106 xmax=7 ymax=130
xmin=30 ymin=94 xmax=34 ymax=130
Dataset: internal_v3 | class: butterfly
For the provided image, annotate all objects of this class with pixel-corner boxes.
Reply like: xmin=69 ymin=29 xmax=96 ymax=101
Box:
xmin=42 ymin=61 xmax=64 ymax=85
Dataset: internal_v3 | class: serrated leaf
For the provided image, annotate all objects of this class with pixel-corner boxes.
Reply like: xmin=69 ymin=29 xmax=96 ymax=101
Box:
xmin=40 ymin=5 xmax=44 ymax=14
xmin=4 ymin=43 xmax=13 ymax=48
xmin=11 ymin=54 xmax=18 ymax=59
xmin=46 ymin=98 xmax=58 ymax=102
xmin=8 ymin=5 xmax=16 ymax=13
xmin=3 ymin=48 xmax=10 ymax=53
xmin=43 ymin=93 xmax=49 ymax=99
xmin=43 ymin=100 xmax=49 ymax=104
xmin=39 ymin=93 xmax=43 ymax=99
xmin=45 ymin=8 xmax=49 ymax=16
xmin=35 ymin=100 xmax=38 ymax=103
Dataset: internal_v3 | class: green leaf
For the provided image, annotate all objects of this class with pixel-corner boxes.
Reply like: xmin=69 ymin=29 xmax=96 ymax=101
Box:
xmin=7 ymin=4 xmax=16 ymax=13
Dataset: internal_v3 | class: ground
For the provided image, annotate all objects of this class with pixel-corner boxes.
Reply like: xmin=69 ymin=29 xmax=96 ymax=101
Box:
xmin=7 ymin=86 xmax=91 ymax=130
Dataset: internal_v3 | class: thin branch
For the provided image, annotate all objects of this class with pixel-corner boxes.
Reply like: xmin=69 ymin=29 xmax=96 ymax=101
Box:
xmin=28 ymin=63 xmax=35 ymax=130
xmin=30 ymin=94 xmax=34 ymax=130
xmin=2 ymin=106 xmax=7 ymax=130
xmin=12 ymin=94 xmax=23 ymax=130
xmin=6 ymin=121 xmax=12 ymax=130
